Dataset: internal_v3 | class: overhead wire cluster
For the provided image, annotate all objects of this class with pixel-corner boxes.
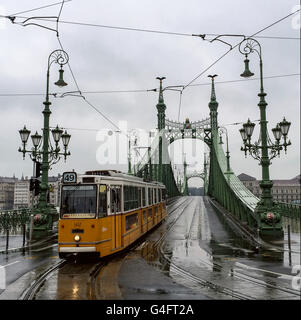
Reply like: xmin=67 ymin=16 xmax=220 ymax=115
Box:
xmin=0 ymin=1 xmax=300 ymax=129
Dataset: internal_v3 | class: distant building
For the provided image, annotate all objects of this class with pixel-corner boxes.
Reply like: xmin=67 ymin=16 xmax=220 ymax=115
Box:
xmin=238 ymin=173 xmax=301 ymax=203
xmin=0 ymin=174 xmax=61 ymax=211
xmin=14 ymin=176 xmax=30 ymax=209
xmin=188 ymin=187 xmax=204 ymax=196
xmin=0 ymin=176 xmax=18 ymax=210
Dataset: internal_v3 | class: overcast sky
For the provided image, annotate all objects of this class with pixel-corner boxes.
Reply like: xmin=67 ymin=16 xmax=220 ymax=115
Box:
xmin=0 ymin=0 xmax=300 ymax=188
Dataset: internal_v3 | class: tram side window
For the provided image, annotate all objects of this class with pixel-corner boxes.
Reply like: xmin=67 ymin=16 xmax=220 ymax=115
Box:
xmin=142 ymin=188 xmax=146 ymax=207
xmin=125 ymin=213 xmax=138 ymax=231
xmin=111 ymin=186 xmax=121 ymax=213
xmin=148 ymin=208 xmax=153 ymax=220
xmin=148 ymin=188 xmax=153 ymax=205
xmin=154 ymin=188 xmax=157 ymax=203
xmin=124 ymin=186 xmax=139 ymax=211
xmin=159 ymin=189 xmax=162 ymax=202
xmin=143 ymin=210 xmax=147 ymax=223
xmin=138 ymin=188 xmax=142 ymax=208
xmin=98 ymin=184 xmax=107 ymax=217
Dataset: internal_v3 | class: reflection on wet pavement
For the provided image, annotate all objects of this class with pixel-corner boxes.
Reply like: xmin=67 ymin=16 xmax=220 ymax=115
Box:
xmin=139 ymin=196 xmax=301 ymax=300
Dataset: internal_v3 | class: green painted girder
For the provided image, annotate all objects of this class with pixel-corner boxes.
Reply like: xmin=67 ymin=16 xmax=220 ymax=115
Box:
xmin=134 ymin=132 xmax=181 ymax=197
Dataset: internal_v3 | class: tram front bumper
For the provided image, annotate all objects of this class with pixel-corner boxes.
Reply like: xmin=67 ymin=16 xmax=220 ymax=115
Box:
xmin=59 ymin=246 xmax=96 ymax=253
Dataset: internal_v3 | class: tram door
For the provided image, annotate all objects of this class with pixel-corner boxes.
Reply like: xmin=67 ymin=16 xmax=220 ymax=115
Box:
xmin=111 ymin=185 xmax=122 ymax=249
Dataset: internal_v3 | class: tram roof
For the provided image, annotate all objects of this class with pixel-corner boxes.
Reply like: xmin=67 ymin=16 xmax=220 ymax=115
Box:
xmin=78 ymin=170 xmax=165 ymax=188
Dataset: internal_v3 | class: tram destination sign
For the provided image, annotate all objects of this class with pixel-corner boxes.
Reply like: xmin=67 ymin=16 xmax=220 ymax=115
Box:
xmin=62 ymin=172 xmax=77 ymax=184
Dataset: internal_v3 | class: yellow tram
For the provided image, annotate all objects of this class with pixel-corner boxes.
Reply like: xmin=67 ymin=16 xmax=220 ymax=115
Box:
xmin=58 ymin=170 xmax=167 ymax=258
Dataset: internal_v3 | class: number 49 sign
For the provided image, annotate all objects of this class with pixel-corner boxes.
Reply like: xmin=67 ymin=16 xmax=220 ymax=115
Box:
xmin=63 ymin=172 xmax=77 ymax=184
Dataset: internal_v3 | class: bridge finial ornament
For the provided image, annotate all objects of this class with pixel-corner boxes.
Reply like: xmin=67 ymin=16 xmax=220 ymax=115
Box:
xmin=156 ymin=76 xmax=166 ymax=104
xmin=156 ymin=77 xmax=167 ymax=130
xmin=208 ymin=74 xmax=219 ymax=131
xmin=208 ymin=74 xmax=218 ymax=102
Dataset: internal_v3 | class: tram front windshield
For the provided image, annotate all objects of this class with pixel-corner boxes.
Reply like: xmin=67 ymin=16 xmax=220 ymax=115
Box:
xmin=61 ymin=185 xmax=97 ymax=218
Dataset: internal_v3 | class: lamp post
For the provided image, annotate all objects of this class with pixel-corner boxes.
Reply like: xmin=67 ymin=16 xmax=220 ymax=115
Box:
xmin=218 ymin=126 xmax=232 ymax=174
xmin=238 ymin=38 xmax=291 ymax=236
xmin=210 ymin=36 xmax=291 ymax=236
xmin=18 ymin=49 xmax=71 ymax=232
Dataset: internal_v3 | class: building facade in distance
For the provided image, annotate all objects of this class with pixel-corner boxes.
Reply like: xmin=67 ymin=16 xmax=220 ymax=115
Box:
xmin=0 ymin=176 xmax=18 ymax=210
xmin=14 ymin=176 xmax=30 ymax=209
xmin=0 ymin=175 xmax=61 ymax=211
xmin=238 ymin=173 xmax=301 ymax=203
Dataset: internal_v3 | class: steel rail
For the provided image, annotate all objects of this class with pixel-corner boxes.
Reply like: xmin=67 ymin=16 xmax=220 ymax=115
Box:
xmin=20 ymin=259 xmax=67 ymax=300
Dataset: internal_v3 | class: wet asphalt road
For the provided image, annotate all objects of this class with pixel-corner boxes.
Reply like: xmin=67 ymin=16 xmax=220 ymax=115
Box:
xmin=0 ymin=196 xmax=300 ymax=299
xmin=146 ymin=196 xmax=300 ymax=299
xmin=0 ymin=245 xmax=59 ymax=296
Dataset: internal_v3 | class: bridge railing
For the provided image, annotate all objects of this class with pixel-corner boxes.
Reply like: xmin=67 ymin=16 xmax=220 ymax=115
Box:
xmin=208 ymin=133 xmax=261 ymax=234
xmin=276 ymin=202 xmax=301 ymax=219
xmin=0 ymin=208 xmax=32 ymax=233
xmin=0 ymin=206 xmax=59 ymax=233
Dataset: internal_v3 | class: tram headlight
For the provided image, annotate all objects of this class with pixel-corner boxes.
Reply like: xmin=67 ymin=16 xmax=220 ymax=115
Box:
xmin=74 ymin=235 xmax=81 ymax=242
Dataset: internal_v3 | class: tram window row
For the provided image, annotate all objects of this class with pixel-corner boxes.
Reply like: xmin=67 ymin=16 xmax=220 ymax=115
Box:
xmin=62 ymin=184 xmax=165 ymax=218
xmin=123 ymin=186 xmax=163 ymax=212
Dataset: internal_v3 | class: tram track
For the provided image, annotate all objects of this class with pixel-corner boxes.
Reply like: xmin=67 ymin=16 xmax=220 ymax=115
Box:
xmin=20 ymin=259 xmax=67 ymax=300
xmin=19 ymin=198 xmax=184 ymax=300
xmin=87 ymin=261 xmax=107 ymax=299
xmin=20 ymin=256 xmax=109 ymax=300
xmin=156 ymin=197 xmax=301 ymax=300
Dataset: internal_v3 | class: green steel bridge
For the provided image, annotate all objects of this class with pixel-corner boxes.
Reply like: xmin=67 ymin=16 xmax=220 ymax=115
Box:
xmin=0 ymin=74 xmax=300 ymax=242
xmin=133 ymin=76 xmax=300 ymax=239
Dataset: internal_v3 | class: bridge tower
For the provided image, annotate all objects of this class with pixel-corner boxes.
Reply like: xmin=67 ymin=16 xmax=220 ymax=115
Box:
xmin=207 ymin=75 xmax=219 ymax=197
xmin=156 ymin=77 xmax=166 ymax=184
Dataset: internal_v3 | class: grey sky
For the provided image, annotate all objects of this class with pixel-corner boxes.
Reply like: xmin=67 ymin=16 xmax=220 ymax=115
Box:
xmin=0 ymin=0 xmax=299 ymax=188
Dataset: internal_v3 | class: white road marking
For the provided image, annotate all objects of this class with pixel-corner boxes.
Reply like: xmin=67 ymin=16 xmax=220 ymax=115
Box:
xmin=1 ymin=261 xmax=20 ymax=268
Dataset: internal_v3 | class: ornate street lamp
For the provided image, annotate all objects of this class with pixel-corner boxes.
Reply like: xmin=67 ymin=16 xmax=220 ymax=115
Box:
xmin=240 ymin=54 xmax=254 ymax=78
xmin=207 ymin=35 xmax=292 ymax=236
xmin=236 ymin=38 xmax=291 ymax=235
xmin=218 ymin=126 xmax=232 ymax=174
xmin=54 ymin=65 xmax=68 ymax=87
xmin=19 ymin=126 xmax=31 ymax=159
xmin=19 ymin=126 xmax=31 ymax=143
xmin=51 ymin=125 xmax=63 ymax=144
xmin=31 ymin=131 xmax=42 ymax=148
xmin=18 ymin=49 xmax=71 ymax=232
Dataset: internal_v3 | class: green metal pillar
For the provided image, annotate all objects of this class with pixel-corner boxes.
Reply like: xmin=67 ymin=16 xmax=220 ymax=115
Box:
xmin=207 ymin=75 xmax=219 ymax=197
xmin=255 ymin=59 xmax=274 ymax=211
xmin=156 ymin=77 xmax=166 ymax=183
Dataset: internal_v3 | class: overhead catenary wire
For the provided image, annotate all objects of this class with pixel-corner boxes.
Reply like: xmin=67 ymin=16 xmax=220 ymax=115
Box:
xmin=52 ymin=1 xmax=123 ymax=133
xmin=8 ymin=0 xmax=72 ymax=17
xmin=0 ymin=73 xmax=299 ymax=97
xmin=183 ymin=8 xmax=301 ymax=90
xmin=2 ymin=5 xmax=300 ymax=134
xmin=50 ymin=118 xmax=262 ymax=133
xmin=0 ymin=14 xmax=300 ymax=41
xmin=176 ymin=8 xmax=301 ymax=118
